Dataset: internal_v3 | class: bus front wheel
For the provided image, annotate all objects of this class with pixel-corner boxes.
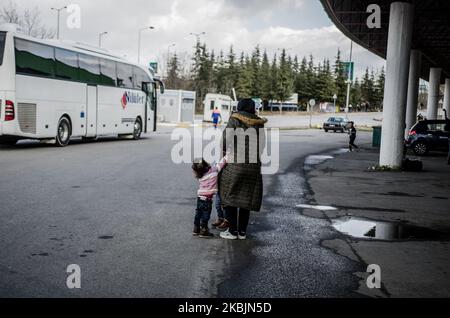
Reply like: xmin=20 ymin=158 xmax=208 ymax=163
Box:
xmin=133 ymin=118 xmax=142 ymax=140
xmin=56 ymin=117 xmax=72 ymax=147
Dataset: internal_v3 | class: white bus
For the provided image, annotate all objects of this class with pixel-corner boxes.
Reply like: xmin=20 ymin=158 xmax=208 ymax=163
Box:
xmin=0 ymin=24 xmax=164 ymax=147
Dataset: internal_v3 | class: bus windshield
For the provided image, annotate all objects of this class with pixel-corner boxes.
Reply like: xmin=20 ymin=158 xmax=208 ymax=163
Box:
xmin=0 ymin=32 xmax=6 ymax=65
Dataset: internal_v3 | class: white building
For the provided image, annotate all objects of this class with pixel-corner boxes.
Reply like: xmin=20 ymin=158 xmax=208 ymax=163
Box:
xmin=158 ymin=90 xmax=196 ymax=124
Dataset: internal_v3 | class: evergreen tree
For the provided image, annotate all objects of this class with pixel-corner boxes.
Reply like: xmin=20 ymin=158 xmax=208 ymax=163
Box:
xmin=260 ymin=50 xmax=272 ymax=107
xmin=305 ymin=55 xmax=316 ymax=101
xmin=373 ymin=67 xmax=385 ymax=110
xmin=166 ymin=53 xmax=180 ymax=89
xmin=316 ymin=59 xmax=335 ymax=102
xmin=250 ymin=45 xmax=262 ymax=98
xmin=334 ymin=49 xmax=347 ymax=107
xmin=274 ymin=49 xmax=294 ymax=106
xmin=295 ymin=56 xmax=309 ymax=105
xmin=235 ymin=53 xmax=253 ymax=99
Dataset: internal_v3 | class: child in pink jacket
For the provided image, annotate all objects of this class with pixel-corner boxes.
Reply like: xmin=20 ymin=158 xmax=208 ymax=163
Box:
xmin=191 ymin=156 xmax=227 ymax=238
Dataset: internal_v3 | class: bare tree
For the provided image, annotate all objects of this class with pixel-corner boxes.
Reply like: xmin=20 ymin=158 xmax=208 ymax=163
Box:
xmin=0 ymin=1 xmax=20 ymax=24
xmin=0 ymin=1 xmax=54 ymax=39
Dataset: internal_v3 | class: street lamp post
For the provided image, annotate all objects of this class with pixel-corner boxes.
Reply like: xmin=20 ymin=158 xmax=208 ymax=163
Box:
xmin=98 ymin=32 xmax=108 ymax=48
xmin=138 ymin=26 xmax=155 ymax=65
xmin=345 ymin=41 xmax=353 ymax=119
xmin=189 ymin=32 xmax=206 ymax=45
xmin=51 ymin=6 xmax=67 ymax=40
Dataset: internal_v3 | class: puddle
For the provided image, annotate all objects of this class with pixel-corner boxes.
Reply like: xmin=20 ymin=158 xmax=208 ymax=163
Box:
xmin=304 ymin=149 xmax=349 ymax=171
xmin=304 ymin=155 xmax=334 ymax=171
xmin=333 ymin=217 xmax=450 ymax=241
xmin=297 ymin=204 xmax=338 ymax=211
xmin=331 ymin=148 xmax=350 ymax=155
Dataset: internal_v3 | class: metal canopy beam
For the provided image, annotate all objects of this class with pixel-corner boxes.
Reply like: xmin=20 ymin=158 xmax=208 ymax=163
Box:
xmin=321 ymin=0 xmax=450 ymax=82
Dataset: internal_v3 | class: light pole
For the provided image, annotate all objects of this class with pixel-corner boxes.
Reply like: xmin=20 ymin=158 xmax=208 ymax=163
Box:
xmin=51 ymin=6 xmax=67 ymax=40
xmin=138 ymin=26 xmax=155 ymax=64
xmin=189 ymin=32 xmax=206 ymax=45
xmin=98 ymin=32 xmax=108 ymax=48
xmin=345 ymin=41 xmax=353 ymax=119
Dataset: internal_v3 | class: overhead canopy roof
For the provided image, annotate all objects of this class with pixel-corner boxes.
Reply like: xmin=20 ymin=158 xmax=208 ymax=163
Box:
xmin=321 ymin=0 xmax=450 ymax=82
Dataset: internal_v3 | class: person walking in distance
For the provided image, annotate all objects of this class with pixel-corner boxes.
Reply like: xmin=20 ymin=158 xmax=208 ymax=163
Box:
xmin=212 ymin=108 xmax=222 ymax=130
xmin=348 ymin=121 xmax=359 ymax=152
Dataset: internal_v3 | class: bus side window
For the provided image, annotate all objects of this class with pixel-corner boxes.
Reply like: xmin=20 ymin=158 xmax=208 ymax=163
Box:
xmin=15 ymin=38 xmax=55 ymax=77
xmin=55 ymin=48 xmax=79 ymax=81
xmin=117 ymin=63 xmax=133 ymax=88
xmin=133 ymin=67 xmax=149 ymax=90
xmin=79 ymin=53 xmax=100 ymax=85
xmin=100 ymin=58 xmax=117 ymax=86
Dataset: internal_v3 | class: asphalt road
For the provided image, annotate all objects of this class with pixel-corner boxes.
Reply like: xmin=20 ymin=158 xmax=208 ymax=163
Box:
xmin=0 ymin=128 xmax=371 ymax=297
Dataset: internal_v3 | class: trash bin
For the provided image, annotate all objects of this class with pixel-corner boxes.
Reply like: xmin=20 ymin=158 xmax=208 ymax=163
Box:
xmin=372 ymin=126 xmax=382 ymax=148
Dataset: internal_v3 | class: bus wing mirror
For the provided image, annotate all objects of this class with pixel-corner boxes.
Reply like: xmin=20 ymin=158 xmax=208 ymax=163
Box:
xmin=154 ymin=78 xmax=165 ymax=94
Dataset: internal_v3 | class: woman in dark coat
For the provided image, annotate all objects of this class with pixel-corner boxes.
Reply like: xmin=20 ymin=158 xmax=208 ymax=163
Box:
xmin=219 ymin=99 xmax=267 ymax=240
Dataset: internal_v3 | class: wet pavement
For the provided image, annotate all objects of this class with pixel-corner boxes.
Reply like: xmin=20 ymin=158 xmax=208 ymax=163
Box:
xmin=0 ymin=128 xmax=372 ymax=297
xmin=218 ymin=135 xmax=372 ymax=298
xmin=332 ymin=217 xmax=450 ymax=241
xmin=306 ymin=146 xmax=450 ymax=297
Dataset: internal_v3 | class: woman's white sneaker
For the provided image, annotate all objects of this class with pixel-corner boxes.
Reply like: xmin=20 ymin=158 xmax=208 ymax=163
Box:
xmin=220 ymin=230 xmax=238 ymax=240
xmin=238 ymin=233 xmax=247 ymax=240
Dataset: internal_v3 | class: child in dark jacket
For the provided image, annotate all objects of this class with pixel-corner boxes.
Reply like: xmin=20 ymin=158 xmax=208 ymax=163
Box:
xmin=348 ymin=121 xmax=359 ymax=152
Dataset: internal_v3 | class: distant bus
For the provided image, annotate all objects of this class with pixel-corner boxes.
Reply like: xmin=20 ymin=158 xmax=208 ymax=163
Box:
xmin=0 ymin=24 xmax=164 ymax=147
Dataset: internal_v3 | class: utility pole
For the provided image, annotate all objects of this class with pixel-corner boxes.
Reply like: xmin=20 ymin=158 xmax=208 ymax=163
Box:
xmin=190 ymin=32 xmax=206 ymax=45
xmin=345 ymin=41 xmax=353 ymax=119
xmin=138 ymin=26 xmax=155 ymax=64
xmin=51 ymin=6 xmax=67 ymax=40
xmin=98 ymin=32 xmax=108 ymax=48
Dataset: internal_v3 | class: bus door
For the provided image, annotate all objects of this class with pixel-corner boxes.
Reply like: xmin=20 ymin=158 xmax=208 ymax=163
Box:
xmin=86 ymin=85 xmax=97 ymax=137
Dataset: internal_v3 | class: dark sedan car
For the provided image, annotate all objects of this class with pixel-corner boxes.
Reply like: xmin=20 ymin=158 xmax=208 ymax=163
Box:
xmin=406 ymin=120 xmax=450 ymax=156
xmin=323 ymin=117 xmax=348 ymax=133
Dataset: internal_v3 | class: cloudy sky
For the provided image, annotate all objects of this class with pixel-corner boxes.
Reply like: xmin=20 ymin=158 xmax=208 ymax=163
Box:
xmin=10 ymin=0 xmax=385 ymax=78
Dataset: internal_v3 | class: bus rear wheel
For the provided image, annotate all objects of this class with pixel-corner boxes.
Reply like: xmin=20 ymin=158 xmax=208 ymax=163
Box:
xmin=56 ymin=117 xmax=72 ymax=147
xmin=133 ymin=118 xmax=142 ymax=140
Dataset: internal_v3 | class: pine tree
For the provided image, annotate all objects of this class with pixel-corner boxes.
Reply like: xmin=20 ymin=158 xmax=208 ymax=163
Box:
xmin=295 ymin=56 xmax=309 ymax=106
xmin=274 ymin=49 xmax=294 ymax=107
xmin=166 ymin=53 xmax=180 ymax=89
xmin=235 ymin=53 xmax=253 ymax=99
xmin=315 ymin=59 xmax=335 ymax=102
xmin=373 ymin=67 xmax=385 ymax=110
xmin=260 ymin=50 xmax=272 ymax=108
xmin=250 ymin=45 xmax=262 ymax=98
xmin=334 ymin=49 xmax=347 ymax=107
xmin=305 ymin=55 xmax=316 ymax=101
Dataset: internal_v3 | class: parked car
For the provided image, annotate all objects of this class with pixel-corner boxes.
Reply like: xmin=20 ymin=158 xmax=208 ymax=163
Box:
xmin=323 ymin=117 xmax=348 ymax=133
xmin=406 ymin=120 xmax=450 ymax=156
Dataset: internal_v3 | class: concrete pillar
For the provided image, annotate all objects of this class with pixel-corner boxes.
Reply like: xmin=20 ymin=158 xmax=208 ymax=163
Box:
xmin=405 ymin=50 xmax=422 ymax=134
xmin=427 ymin=68 xmax=442 ymax=120
xmin=443 ymin=78 xmax=450 ymax=118
xmin=380 ymin=2 xmax=414 ymax=168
